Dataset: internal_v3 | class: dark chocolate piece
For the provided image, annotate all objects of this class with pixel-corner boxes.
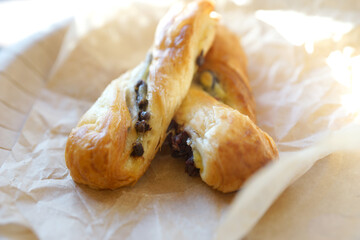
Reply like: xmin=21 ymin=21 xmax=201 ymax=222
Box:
xmin=131 ymin=142 xmax=144 ymax=157
xmin=196 ymin=50 xmax=204 ymax=66
xmin=135 ymin=80 xmax=148 ymax=110
xmin=166 ymin=122 xmax=201 ymax=177
xmin=167 ymin=120 xmax=178 ymax=132
xmin=135 ymin=120 xmax=151 ymax=133
xmin=170 ymin=131 xmax=192 ymax=159
xmin=138 ymin=98 xmax=148 ymax=110
xmin=138 ymin=111 xmax=150 ymax=121
xmin=135 ymin=80 xmax=145 ymax=92
xmin=185 ymin=156 xmax=200 ymax=177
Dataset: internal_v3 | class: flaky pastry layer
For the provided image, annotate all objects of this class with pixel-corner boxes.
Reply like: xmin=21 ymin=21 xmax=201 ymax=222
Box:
xmin=65 ymin=0 xmax=218 ymax=189
xmin=174 ymin=87 xmax=278 ymax=193
xmin=172 ymin=25 xmax=278 ymax=193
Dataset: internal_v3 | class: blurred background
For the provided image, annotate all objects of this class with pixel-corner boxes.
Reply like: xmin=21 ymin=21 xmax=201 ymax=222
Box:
xmin=0 ymin=0 xmax=136 ymax=49
xmin=1 ymin=0 xmax=359 ymax=49
xmin=0 ymin=0 xmax=74 ymax=49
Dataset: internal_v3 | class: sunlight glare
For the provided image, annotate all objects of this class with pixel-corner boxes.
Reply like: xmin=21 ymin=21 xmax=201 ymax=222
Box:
xmin=255 ymin=10 xmax=354 ymax=54
xmin=326 ymin=48 xmax=360 ymax=114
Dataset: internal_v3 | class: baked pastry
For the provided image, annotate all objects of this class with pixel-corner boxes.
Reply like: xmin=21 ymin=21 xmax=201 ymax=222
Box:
xmin=167 ymin=25 xmax=278 ymax=193
xmin=65 ymin=0 xmax=218 ymax=189
xmin=196 ymin=25 xmax=256 ymax=122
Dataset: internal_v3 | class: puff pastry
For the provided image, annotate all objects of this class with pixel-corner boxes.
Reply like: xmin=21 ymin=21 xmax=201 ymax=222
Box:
xmin=167 ymin=25 xmax=278 ymax=193
xmin=196 ymin=25 xmax=256 ymax=122
xmin=65 ymin=0 xmax=218 ymax=189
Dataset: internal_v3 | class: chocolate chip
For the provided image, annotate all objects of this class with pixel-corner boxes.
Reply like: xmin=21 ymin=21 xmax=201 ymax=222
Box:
xmin=174 ymin=131 xmax=189 ymax=146
xmin=135 ymin=79 xmax=148 ymax=112
xmin=138 ymin=111 xmax=150 ymax=121
xmin=131 ymin=142 xmax=144 ymax=157
xmin=166 ymin=121 xmax=200 ymax=177
xmin=135 ymin=80 xmax=145 ymax=92
xmin=138 ymin=98 xmax=148 ymax=110
xmin=185 ymin=156 xmax=200 ymax=177
xmin=167 ymin=120 xmax=178 ymax=132
xmin=196 ymin=50 xmax=204 ymax=66
xmin=170 ymin=131 xmax=192 ymax=159
xmin=165 ymin=132 xmax=173 ymax=147
xmin=135 ymin=120 xmax=151 ymax=133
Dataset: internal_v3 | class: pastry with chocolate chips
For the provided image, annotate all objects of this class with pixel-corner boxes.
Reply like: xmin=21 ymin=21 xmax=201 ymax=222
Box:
xmin=167 ymin=25 xmax=278 ymax=193
xmin=65 ymin=0 xmax=218 ymax=189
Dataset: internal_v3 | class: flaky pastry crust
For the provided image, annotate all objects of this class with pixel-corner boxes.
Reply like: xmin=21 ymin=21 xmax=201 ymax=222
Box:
xmin=197 ymin=25 xmax=256 ymax=122
xmin=174 ymin=87 xmax=278 ymax=193
xmin=65 ymin=0 xmax=218 ymax=189
xmin=172 ymin=25 xmax=278 ymax=193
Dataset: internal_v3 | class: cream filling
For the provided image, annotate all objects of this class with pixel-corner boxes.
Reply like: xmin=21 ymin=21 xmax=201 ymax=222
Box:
xmin=198 ymin=70 xmax=226 ymax=102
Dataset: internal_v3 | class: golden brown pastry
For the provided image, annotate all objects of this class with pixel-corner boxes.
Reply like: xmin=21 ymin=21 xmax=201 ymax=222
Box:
xmin=65 ymin=0 xmax=218 ymax=189
xmin=196 ymin=25 xmax=256 ymax=122
xmin=167 ymin=25 xmax=278 ymax=193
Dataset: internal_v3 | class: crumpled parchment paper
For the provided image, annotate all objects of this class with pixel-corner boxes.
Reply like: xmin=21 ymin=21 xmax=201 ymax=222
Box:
xmin=0 ymin=0 xmax=359 ymax=239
